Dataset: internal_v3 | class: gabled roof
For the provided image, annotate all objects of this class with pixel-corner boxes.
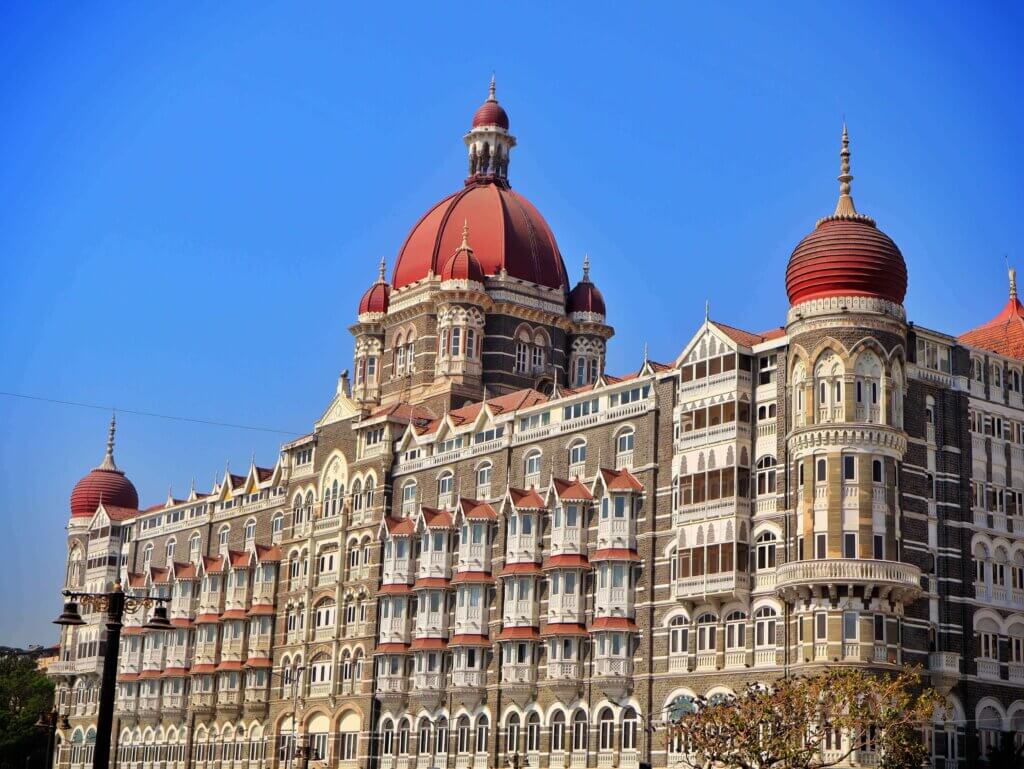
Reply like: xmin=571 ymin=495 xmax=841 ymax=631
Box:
xmin=149 ymin=566 xmax=171 ymax=584
xmin=551 ymin=477 xmax=593 ymax=501
xmin=960 ymin=278 xmax=1024 ymax=360
xmin=507 ymin=487 xmax=546 ymax=509
xmin=711 ymin=320 xmax=786 ymax=348
xmin=381 ymin=516 xmax=416 ymax=537
xmin=228 ymin=550 xmax=252 ymax=569
xmin=419 ymin=507 xmax=455 ymax=530
xmin=172 ymin=561 xmax=197 ymax=580
xmin=598 ymin=467 xmax=644 ymax=492
xmin=202 ymin=555 xmax=226 ymax=573
xmin=255 ymin=544 xmax=283 ymax=563
xmin=371 ymin=401 xmax=436 ymax=425
xmin=98 ymin=503 xmax=140 ymax=522
xmin=457 ymin=498 xmax=498 ymax=521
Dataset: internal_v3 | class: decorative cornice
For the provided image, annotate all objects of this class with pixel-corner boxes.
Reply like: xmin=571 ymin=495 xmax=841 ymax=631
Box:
xmin=788 ymin=423 xmax=907 ymax=459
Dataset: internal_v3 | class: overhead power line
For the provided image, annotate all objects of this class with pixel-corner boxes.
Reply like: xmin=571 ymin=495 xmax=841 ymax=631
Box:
xmin=0 ymin=391 xmax=301 ymax=436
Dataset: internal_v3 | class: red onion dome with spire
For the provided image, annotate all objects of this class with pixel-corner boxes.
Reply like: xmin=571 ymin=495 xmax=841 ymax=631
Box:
xmin=472 ymin=76 xmax=510 ymax=129
xmin=70 ymin=415 xmax=139 ymax=518
xmin=567 ymin=255 xmax=606 ymax=316
xmin=785 ymin=127 xmax=907 ymax=307
xmin=391 ymin=79 xmax=568 ymax=292
xmin=358 ymin=258 xmax=392 ymax=315
xmin=440 ymin=222 xmax=485 ymax=284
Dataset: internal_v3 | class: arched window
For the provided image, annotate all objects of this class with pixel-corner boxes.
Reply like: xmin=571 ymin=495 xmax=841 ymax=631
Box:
xmin=244 ymin=519 xmax=256 ymax=546
xmin=669 ymin=616 xmax=688 ymax=654
xmin=271 ymin=513 xmax=284 ymax=543
xmin=364 ymin=478 xmax=375 ymax=509
xmin=505 ymin=714 xmax=520 ymax=754
xmin=621 ymin=708 xmax=637 ymax=751
xmin=725 ymin=611 xmax=746 ymax=649
xmin=598 ymin=709 xmax=614 ymax=751
xmin=526 ymin=713 xmax=540 ymax=753
xmin=435 ymin=718 xmax=447 ymax=755
xmin=402 ymin=480 xmax=418 ymax=515
xmin=417 ymin=719 xmax=431 ymax=756
xmin=755 ymin=606 xmax=778 ymax=648
xmin=437 ymin=472 xmax=454 ymax=508
xmin=755 ymin=532 xmax=777 ymax=570
xmin=352 ymin=480 xmax=363 ymax=512
xmin=456 ymin=717 xmax=470 ymax=754
xmin=476 ymin=462 xmax=493 ymax=498
xmin=550 ymin=712 xmax=566 ymax=753
xmin=696 ymin=613 xmax=718 ymax=651
xmin=568 ymin=440 xmax=587 ymax=471
xmin=396 ymin=719 xmax=410 ymax=756
xmin=616 ymin=428 xmax=635 ymax=467
xmin=166 ymin=539 xmax=176 ymax=562
xmin=756 ymin=456 xmax=777 ymax=496
xmin=143 ymin=544 xmax=153 ymax=568
xmin=571 ymin=711 xmax=588 ymax=752
xmin=474 ymin=715 xmax=489 ymax=754
xmin=524 ymin=450 xmax=542 ymax=482
xmin=189 ymin=534 xmax=201 ymax=563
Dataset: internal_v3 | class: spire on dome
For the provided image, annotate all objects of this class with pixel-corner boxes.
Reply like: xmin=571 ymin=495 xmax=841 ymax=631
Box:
xmin=459 ymin=220 xmax=473 ymax=254
xmin=582 ymin=254 xmax=591 ymax=282
xmin=1011 ymin=266 xmax=1018 ymax=301
xmin=378 ymin=256 xmax=387 ymax=282
xmin=98 ymin=412 xmax=118 ymax=471
xmin=488 ymin=74 xmax=497 ymax=102
xmin=834 ymin=123 xmax=857 ymax=217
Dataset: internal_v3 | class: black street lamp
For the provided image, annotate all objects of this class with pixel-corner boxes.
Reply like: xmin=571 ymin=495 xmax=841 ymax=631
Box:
xmin=54 ymin=580 xmax=171 ymax=769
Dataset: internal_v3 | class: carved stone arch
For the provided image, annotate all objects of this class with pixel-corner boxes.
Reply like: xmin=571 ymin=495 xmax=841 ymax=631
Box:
xmin=807 ymin=337 xmax=851 ymax=369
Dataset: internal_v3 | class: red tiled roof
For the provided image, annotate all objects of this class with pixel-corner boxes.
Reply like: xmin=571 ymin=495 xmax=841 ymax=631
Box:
xmin=216 ymin=660 xmax=243 ymax=671
xmin=126 ymin=573 xmax=147 ymax=588
xmin=459 ymin=498 xmax=498 ymax=520
xmin=195 ymin=613 xmax=221 ymax=624
xmin=421 ymin=507 xmax=455 ymax=529
xmin=496 ymin=626 xmax=540 ymax=640
xmin=542 ymin=554 xmax=590 ymax=570
xmin=117 ymin=673 xmax=139 ymax=681
xmin=245 ymin=657 xmax=273 ymax=668
xmin=383 ymin=516 xmax=416 ymax=537
xmin=170 ymin=618 xmax=193 ymax=628
xmin=247 ymin=604 xmax=276 ymax=616
xmin=371 ymin=402 xmax=436 ymax=424
xmin=711 ymin=320 xmax=786 ymax=348
xmin=121 ymin=626 xmax=144 ymax=636
xmin=541 ymin=623 xmax=589 ymax=637
xmin=202 ymin=555 xmax=225 ymax=573
xmin=228 ymin=550 xmax=251 ymax=569
xmin=149 ymin=566 xmax=171 ymax=584
xmin=413 ymin=577 xmax=451 ymax=589
xmin=255 ymin=467 xmax=273 ymax=482
xmin=960 ymin=293 xmax=1024 ymax=359
xmin=410 ymin=638 xmax=448 ymax=650
xmin=553 ymin=477 xmax=594 ymax=501
xmin=220 ymin=610 xmax=247 ymax=621
xmin=499 ymin=562 xmax=542 ymax=576
xmin=162 ymin=667 xmax=189 ymax=677
xmin=100 ymin=504 xmax=140 ymax=521
xmin=255 ymin=544 xmax=283 ymax=562
xmin=449 ymin=634 xmax=492 ymax=647
xmin=508 ymin=487 xmax=546 ymax=509
xmin=600 ymin=467 xmax=644 ymax=491
xmin=173 ymin=562 xmax=197 ymax=580
xmin=451 ymin=571 xmax=494 ymax=584
xmin=590 ymin=617 xmax=639 ymax=632
xmin=591 ymin=548 xmax=641 ymax=562
xmin=374 ymin=643 xmax=410 ymax=655
xmin=191 ymin=664 xmax=217 ymax=674
xmin=378 ymin=583 xmax=413 ymax=594
xmin=140 ymin=670 xmax=162 ymax=679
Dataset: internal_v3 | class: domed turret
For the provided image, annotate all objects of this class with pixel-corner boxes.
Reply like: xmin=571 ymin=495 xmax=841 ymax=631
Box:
xmin=567 ymin=255 xmax=606 ymax=318
xmin=70 ymin=415 xmax=139 ymax=518
xmin=440 ymin=221 xmax=485 ymax=286
xmin=785 ymin=126 xmax=907 ymax=307
xmin=358 ymin=258 xmax=392 ymax=317
xmin=472 ymin=76 xmax=510 ymax=130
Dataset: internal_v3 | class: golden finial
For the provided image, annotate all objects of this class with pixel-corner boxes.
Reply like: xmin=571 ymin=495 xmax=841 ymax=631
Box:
xmin=488 ymin=74 xmax=496 ymax=102
xmin=1011 ymin=266 xmax=1018 ymax=301
xmin=99 ymin=412 xmax=117 ymax=471
xmin=582 ymin=254 xmax=591 ymax=282
xmin=834 ymin=123 xmax=858 ymax=217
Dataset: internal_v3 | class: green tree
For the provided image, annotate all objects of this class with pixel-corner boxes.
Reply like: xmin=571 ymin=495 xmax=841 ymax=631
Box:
xmin=0 ymin=654 xmax=55 ymax=769
xmin=668 ymin=666 xmax=939 ymax=769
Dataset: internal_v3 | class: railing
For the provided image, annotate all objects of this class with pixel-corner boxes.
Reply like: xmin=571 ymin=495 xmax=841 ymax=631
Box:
xmin=673 ymin=497 xmax=751 ymax=526
xmin=547 ymin=661 xmax=579 ymax=680
xmin=775 ymin=559 xmax=921 ymax=593
xmin=451 ymin=669 xmax=484 ymax=688
xmin=929 ymin=651 xmax=960 ymax=675
xmin=418 ymin=552 xmax=450 ymax=580
xmin=502 ymin=663 xmax=535 ymax=684
xmin=382 ymin=559 xmax=413 ymax=585
xmin=724 ymin=650 xmax=745 ymax=668
xmin=550 ymin=527 xmax=583 ymax=554
xmin=695 ymin=652 xmax=716 ymax=671
xmin=754 ymin=648 xmax=776 ymax=666
xmin=594 ymin=657 xmax=632 ymax=677
xmin=675 ymin=571 xmax=750 ymax=599
xmin=675 ymin=421 xmax=749 ymax=450
xmin=375 ymin=675 xmax=409 ymax=694
xmin=308 ymin=683 xmax=332 ymax=698
xmin=314 ymin=516 xmax=340 ymax=534
xmin=977 ymin=658 xmax=1000 ymax=679
xmin=217 ymin=690 xmax=241 ymax=706
xmin=163 ymin=695 xmax=185 ymax=710
xmin=190 ymin=692 xmax=215 ymax=708
xmin=412 ymin=672 xmax=443 ymax=691
xmin=668 ymin=654 xmax=688 ymax=672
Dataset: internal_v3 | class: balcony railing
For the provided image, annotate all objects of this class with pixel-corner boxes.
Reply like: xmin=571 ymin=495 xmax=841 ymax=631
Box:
xmin=546 ymin=661 xmax=579 ymax=680
xmin=594 ymin=657 xmax=633 ymax=678
xmin=675 ymin=571 xmax=750 ymax=600
xmin=501 ymin=663 xmax=535 ymax=684
xmin=775 ymin=559 xmax=921 ymax=601
xmin=451 ymin=669 xmax=484 ymax=688
xmin=412 ymin=672 xmax=444 ymax=691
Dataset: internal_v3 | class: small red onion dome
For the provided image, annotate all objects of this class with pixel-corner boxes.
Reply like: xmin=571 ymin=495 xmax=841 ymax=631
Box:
xmin=472 ymin=76 xmax=509 ymax=130
xmin=785 ymin=126 xmax=907 ymax=307
xmin=440 ymin=222 xmax=485 ymax=284
xmin=70 ymin=416 xmax=139 ymax=518
xmin=567 ymin=256 xmax=606 ymax=316
xmin=358 ymin=258 xmax=392 ymax=315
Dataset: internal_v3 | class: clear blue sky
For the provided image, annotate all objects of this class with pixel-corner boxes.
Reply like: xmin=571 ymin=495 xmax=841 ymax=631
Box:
xmin=1 ymin=3 xmax=1021 ymax=646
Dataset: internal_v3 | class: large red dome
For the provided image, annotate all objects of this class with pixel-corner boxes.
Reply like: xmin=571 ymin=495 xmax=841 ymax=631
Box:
xmin=70 ymin=416 xmax=138 ymax=518
xmin=71 ymin=468 xmax=139 ymax=518
xmin=786 ymin=218 xmax=907 ymax=306
xmin=392 ymin=180 xmax=568 ymax=291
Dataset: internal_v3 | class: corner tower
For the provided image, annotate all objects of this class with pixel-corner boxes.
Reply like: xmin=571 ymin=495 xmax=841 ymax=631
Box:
xmin=777 ymin=127 xmax=921 ymax=670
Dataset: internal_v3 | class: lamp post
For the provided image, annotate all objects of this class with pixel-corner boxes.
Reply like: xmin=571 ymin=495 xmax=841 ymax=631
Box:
xmin=35 ymin=709 xmax=71 ymax=769
xmin=54 ymin=580 xmax=172 ymax=769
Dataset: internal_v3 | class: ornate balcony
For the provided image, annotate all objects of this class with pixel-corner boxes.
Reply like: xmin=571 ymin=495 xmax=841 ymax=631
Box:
xmin=775 ymin=559 xmax=922 ymax=603
xmin=674 ymin=571 xmax=750 ymax=602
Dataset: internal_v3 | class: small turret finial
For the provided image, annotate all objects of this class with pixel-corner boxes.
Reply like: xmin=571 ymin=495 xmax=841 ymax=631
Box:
xmin=459 ymin=220 xmax=472 ymax=253
xmin=834 ymin=123 xmax=858 ymax=217
xmin=643 ymin=341 xmax=649 ymax=364
xmin=99 ymin=412 xmax=118 ymax=470
xmin=378 ymin=256 xmax=387 ymax=282
xmin=488 ymin=74 xmax=496 ymax=102
xmin=582 ymin=254 xmax=591 ymax=282
xmin=1011 ymin=266 xmax=1018 ymax=301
